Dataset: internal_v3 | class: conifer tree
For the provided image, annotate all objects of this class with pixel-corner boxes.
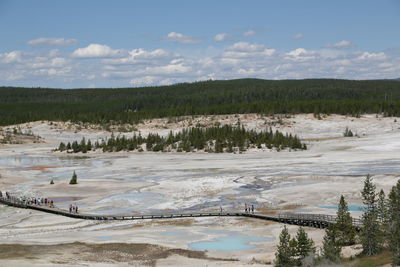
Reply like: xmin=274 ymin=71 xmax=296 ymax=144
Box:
xmin=72 ymin=140 xmax=79 ymax=153
xmin=321 ymin=224 xmax=341 ymax=264
xmin=289 ymin=237 xmax=298 ymax=265
xmin=335 ymin=195 xmax=356 ymax=245
xmin=81 ymin=139 xmax=87 ymax=153
xmin=69 ymin=171 xmax=78 ymax=184
xmin=275 ymin=226 xmax=294 ymax=267
xmin=294 ymin=227 xmax=315 ymax=265
xmin=377 ymin=189 xmax=389 ymax=241
xmin=58 ymin=142 xmax=66 ymax=151
xmin=388 ymin=180 xmax=400 ymax=265
xmin=87 ymin=139 xmax=92 ymax=151
xmin=360 ymin=174 xmax=383 ymax=256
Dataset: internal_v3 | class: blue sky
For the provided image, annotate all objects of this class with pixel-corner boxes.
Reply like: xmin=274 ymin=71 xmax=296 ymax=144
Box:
xmin=0 ymin=0 xmax=399 ymax=88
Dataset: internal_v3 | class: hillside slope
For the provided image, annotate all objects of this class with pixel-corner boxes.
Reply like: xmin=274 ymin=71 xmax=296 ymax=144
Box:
xmin=1 ymin=79 xmax=400 ymax=126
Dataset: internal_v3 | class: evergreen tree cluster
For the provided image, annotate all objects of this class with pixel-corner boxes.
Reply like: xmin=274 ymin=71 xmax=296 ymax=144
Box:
xmin=57 ymin=125 xmax=306 ymax=153
xmin=274 ymin=195 xmax=353 ymax=266
xmin=274 ymin=176 xmax=400 ymax=266
xmin=1 ymin=79 xmax=400 ymax=126
xmin=275 ymin=226 xmax=315 ymax=267
xmin=359 ymin=175 xmax=400 ymax=265
xmin=58 ymin=137 xmax=93 ymax=153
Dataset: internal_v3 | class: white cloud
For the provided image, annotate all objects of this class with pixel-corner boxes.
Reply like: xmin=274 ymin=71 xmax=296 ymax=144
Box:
xmin=285 ymin=48 xmax=317 ymax=61
xmin=293 ymin=33 xmax=304 ymax=40
xmin=164 ymin=32 xmax=201 ymax=44
xmin=71 ymin=44 xmax=125 ymax=58
xmin=227 ymin=42 xmax=266 ymax=52
xmin=355 ymin=51 xmax=387 ymax=61
xmin=243 ymin=30 xmax=256 ymax=37
xmin=103 ymin=48 xmax=174 ymax=65
xmin=102 ymin=58 xmax=191 ymax=80
xmin=30 ymin=57 xmax=67 ymax=69
xmin=328 ymin=40 xmax=353 ymax=49
xmin=223 ymin=42 xmax=275 ymax=58
xmin=214 ymin=33 xmax=229 ymax=42
xmin=28 ymin=37 xmax=77 ymax=46
xmin=0 ymin=51 xmax=23 ymax=63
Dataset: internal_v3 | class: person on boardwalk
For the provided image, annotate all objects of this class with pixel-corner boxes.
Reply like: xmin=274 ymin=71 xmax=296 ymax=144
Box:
xmin=245 ymin=203 xmax=248 ymax=213
xmin=0 ymin=190 xmax=2 ymax=198
xmin=69 ymin=204 xmax=72 ymax=213
xmin=75 ymin=205 xmax=78 ymax=213
xmin=251 ymin=205 xmax=254 ymax=214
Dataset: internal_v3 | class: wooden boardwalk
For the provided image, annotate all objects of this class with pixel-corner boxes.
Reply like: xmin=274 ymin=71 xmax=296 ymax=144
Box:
xmin=0 ymin=195 xmax=362 ymax=230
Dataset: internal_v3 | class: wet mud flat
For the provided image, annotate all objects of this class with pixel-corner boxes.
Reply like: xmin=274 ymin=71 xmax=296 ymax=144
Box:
xmin=0 ymin=242 xmax=237 ymax=266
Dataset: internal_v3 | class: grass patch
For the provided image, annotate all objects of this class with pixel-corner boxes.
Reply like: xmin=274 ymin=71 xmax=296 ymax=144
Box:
xmin=344 ymin=250 xmax=392 ymax=267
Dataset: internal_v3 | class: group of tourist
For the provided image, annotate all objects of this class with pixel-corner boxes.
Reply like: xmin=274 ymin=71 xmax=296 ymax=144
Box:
xmin=244 ymin=203 xmax=255 ymax=214
xmin=2 ymin=190 xmax=83 ymax=215
xmin=0 ymin=190 xmax=55 ymax=208
xmin=69 ymin=204 xmax=79 ymax=213
xmin=25 ymin=197 xmax=55 ymax=208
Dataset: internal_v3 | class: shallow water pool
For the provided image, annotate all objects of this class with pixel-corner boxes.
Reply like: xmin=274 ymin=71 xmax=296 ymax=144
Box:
xmin=189 ymin=230 xmax=272 ymax=251
xmin=319 ymin=205 xmax=364 ymax=211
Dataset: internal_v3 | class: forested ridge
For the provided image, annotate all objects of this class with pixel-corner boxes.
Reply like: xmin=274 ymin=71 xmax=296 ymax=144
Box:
xmin=1 ymin=78 xmax=400 ymax=126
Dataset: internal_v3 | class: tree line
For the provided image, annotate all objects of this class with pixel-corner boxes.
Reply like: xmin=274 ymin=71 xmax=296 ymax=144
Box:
xmin=57 ymin=125 xmax=306 ymax=153
xmin=1 ymin=79 xmax=400 ymax=126
xmin=274 ymin=175 xmax=400 ymax=266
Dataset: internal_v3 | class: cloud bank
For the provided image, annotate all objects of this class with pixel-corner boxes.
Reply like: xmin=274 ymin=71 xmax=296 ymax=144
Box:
xmin=1 ymin=36 xmax=399 ymax=87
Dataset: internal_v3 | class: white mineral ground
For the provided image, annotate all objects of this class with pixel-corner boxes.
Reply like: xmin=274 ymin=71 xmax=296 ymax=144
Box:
xmin=0 ymin=114 xmax=399 ymax=266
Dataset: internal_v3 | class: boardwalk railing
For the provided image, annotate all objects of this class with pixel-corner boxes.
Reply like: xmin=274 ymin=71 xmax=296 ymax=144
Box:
xmin=0 ymin=194 xmax=362 ymax=230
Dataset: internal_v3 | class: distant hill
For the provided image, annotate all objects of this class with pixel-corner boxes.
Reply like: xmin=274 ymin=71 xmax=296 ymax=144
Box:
xmin=1 ymin=78 xmax=400 ymax=126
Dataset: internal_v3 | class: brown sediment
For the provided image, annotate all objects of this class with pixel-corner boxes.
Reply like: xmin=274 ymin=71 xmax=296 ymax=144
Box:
xmin=282 ymin=204 xmax=304 ymax=210
xmin=302 ymin=136 xmax=342 ymax=141
xmin=0 ymin=242 xmax=237 ymax=265
xmin=27 ymin=165 xmax=58 ymax=172
xmin=232 ymin=217 xmax=275 ymax=227
xmin=150 ymin=218 xmax=194 ymax=227
xmin=120 ymin=218 xmax=195 ymax=229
